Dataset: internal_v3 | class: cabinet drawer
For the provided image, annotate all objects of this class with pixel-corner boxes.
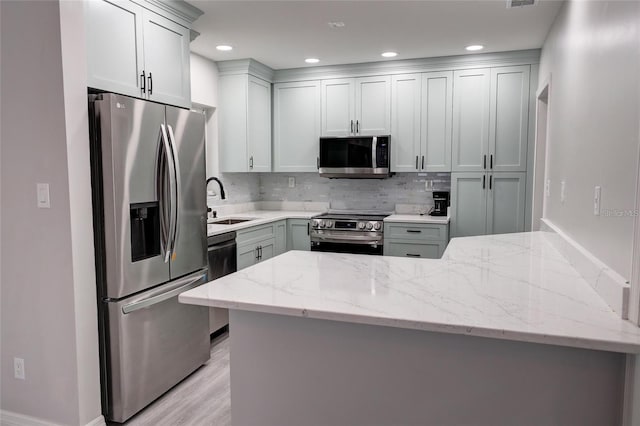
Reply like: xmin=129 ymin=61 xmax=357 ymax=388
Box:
xmin=236 ymin=223 xmax=275 ymax=246
xmin=384 ymin=241 xmax=444 ymax=259
xmin=384 ymin=223 xmax=448 ymax=241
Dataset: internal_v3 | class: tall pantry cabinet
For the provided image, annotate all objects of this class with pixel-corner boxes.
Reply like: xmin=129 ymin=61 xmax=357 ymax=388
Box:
xmin=450 ymin=65 xmax=530 ymax=237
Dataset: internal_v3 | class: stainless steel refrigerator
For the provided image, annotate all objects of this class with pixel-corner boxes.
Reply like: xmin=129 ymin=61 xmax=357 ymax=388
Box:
xmin=88 ymin=93 xmax=209 ymax=423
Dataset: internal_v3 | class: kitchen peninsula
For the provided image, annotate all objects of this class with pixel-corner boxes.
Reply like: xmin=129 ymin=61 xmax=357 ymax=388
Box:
xmin=180 ymin=232 xmax=640 ymax=425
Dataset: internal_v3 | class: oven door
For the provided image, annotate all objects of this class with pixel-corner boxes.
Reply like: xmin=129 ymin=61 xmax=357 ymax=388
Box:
xmin=318 ymin=136 xmax=390 ymax=178
xmin=311 ymin=240 xmax=383 ymax=255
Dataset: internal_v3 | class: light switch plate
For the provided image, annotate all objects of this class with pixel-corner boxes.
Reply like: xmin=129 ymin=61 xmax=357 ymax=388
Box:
xmin=594 ymin=186 xmax=601 ymax=216
xmin=560 ymin=181 xmax=566 ymax=204
xmin=37 ymin=183 xmax=50 ymax=208
xmin=545 ymin=180 xmax=551 ymax=197
xmin=288 ymin=177 xmax=295 ymax=188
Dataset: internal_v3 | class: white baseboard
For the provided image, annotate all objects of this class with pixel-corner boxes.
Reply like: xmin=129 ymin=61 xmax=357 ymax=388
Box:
xmin=540 ymin=218 xmax=630 ymax=318
xmin=0 ymin=410 xmax=105 ymax=426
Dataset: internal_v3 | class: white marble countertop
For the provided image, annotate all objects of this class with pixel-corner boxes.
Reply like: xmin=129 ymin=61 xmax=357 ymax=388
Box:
xmin=182 ymin=232 xmax=640 ymax=353
xmin=385 ymin=213 xmax=450 ymax=225
xmin=207 ymin=210 xmax=324 ymax=237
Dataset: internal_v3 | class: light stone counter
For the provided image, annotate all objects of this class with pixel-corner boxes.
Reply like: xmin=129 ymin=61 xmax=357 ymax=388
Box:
xmin=207 ymin=210 xmax=324 ymax=237
xmin=384 ymin=213 xmax=450 ymax=225
xmin=182 ymin=231 xmax=640 ymax=353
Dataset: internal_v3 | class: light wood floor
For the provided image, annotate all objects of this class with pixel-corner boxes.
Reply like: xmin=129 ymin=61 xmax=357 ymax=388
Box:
xmin=115 ymin=332 xmax=231 ymax=426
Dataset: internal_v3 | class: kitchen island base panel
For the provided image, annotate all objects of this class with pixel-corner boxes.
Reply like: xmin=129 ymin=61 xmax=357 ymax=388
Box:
xmin=230 ymin=310 xmax=624 ymax=426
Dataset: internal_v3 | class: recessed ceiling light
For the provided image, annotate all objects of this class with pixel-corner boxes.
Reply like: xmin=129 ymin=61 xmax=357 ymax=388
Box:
xmin=465 ymin=45 xmax=484 ymax=51
xmin=305 ymin=58 xmax=320 ymax=64
xmin=216 ymin=45 xmax=233 ymax=51
xmin=381 ymin=52 xmax=398 ymax=58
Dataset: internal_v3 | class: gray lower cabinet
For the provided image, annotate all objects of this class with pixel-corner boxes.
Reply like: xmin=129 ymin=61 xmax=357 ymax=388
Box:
xmin=383 ymin=222 xmax=449 ymax=259
xmin=451 ymin=172 xmax=526 ymax=238
xmin=287 ymin=219 xmax=311 ymax=251
xmin=275 ymin=220 xmax=287 ymax=256
xmin=236 ymin=222 xmax=278 ymax=270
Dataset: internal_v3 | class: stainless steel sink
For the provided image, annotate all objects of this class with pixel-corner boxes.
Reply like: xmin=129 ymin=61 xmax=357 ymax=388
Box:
xmin=208 ymin=218 xmax=254 ymax=225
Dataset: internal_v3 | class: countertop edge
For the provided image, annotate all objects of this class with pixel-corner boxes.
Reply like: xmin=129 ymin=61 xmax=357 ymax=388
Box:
xmin=178 ymin=294 xmax=640 ymax=354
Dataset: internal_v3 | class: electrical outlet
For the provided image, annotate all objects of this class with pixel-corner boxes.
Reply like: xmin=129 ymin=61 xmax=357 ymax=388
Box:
xmin=288 ymin=177 xmax=295 ymax=188
xmin=14 ymin=357 xmax=25 ymax=380
xmin=545 ymin=180 xmax=551 ymax=197
xmin=560 ymin=180 xmax=566 ymax=204
xmin=594 ymin=186 xmax=601 ymax=216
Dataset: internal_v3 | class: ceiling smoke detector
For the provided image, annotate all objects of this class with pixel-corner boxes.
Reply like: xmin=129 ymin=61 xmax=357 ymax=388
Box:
xmin=328 ymin=22 xmax=345 ymax=29
xmin=507 ymin=0 xmax=535 ymax=7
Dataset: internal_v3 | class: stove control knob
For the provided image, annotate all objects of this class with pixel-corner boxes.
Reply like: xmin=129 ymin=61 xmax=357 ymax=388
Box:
xmin=313 ymin=219 xmax=320 ymax=228
xmin=319 ymin=220 xmax=326 ymax=228
xmin=373 ymin=222 xmax=382 ymax=230
xmin=358 ymin=222 xmax=366 ymax=230
xmin=366 ymin=222 xmax=374 ymax=230
xmin=326 ymin=220 xmax=333 ymax=228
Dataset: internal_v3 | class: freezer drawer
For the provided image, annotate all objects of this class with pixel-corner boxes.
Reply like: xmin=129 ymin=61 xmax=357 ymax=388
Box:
xmin=103 ymin=269 xmax=210 ymax=423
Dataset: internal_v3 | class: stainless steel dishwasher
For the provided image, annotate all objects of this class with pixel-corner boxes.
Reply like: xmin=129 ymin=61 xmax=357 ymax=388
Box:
xmin=207 ymin=231 xmax=237 ymax=334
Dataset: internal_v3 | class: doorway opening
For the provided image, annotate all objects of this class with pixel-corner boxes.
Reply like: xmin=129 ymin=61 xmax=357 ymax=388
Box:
xmin=531 ymin=79 xmax=550 ymax=231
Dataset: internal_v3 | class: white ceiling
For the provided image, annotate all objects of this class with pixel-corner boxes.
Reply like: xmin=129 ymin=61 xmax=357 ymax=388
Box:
xmin=188 ymin=0 xmax=563 ymax=70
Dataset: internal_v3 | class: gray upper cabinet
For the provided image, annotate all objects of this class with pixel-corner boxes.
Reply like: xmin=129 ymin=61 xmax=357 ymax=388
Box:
xmin=219 ymin=74 xmax=272 ymax=172
xmin=489 ymin=66 xmax=530 ymax=172
xmin=273 ymin=81 xmax=321 ymax=172
xmin=391 ymin=71 xmax=452 ymax=172
xmin=452 ymin=69 xmax=491 ymax=172
xmin=85 ymin=0 xmax=194 ymax=108
xmin=321 ymin=76 xmax=390 ymax=136
xmin=422 ymin=71 xmax=453 ymax=172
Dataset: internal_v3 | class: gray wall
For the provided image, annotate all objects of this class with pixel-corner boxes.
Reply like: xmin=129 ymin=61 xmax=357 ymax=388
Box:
xmin=538 ymin=0 xmax=640 ymax=279
xmin=1 ymin=1 xmax=101 ymax=425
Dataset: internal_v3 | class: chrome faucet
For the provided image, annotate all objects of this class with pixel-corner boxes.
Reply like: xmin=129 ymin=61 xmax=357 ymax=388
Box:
xmin=206 ymin=176 xmax=226 ymax=200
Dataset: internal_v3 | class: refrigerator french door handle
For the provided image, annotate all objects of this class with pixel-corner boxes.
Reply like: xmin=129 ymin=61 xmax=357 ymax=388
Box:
xmin=156 ymin=128 xmax=169 ymax=261
xmin=121 ymin=269 xmax=207 ymax=314
xmin=160 ymin=124 xmax=178 ymax=262
xmin=167 ymin=124 xmax=182 ymax=259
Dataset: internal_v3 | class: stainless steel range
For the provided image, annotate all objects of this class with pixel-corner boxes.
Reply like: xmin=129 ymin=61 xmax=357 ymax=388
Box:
xmin=310 ymin=211 xmax=391 ymax=255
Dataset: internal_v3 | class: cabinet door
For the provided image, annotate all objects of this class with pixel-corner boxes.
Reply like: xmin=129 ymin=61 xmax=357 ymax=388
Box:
xmin=390 ymin=74 xmax=422 ymax=172
xmin=486 ymin=172 xmax=526 ymax=235
xmin=321 ymin=79 xmax=355 ymax=136
xmin=218 ymin=75 xmax=248 ymax=172
xmin=489 ymin=66 xmax=530 ymax=172
xmin=273 ymin=81 xmax=321 ymax=172
xmin=85 ymin=0 xmax=144 ymax=97
xmin=258 ymin=239 xmax=276 ymax=262
xmin=237 ymin=244 xmax=258 ymax=270
xmin=422 ymin=71 xmax=453 ymax=172
xmin=450 ymin=172 xmax=487 ymax=238
xmin=355 ymin=76 xmax=391 ymax=135
xmin=287 ymin=219 xmax=311 ymax=251
xmin=274 ymin=220 xmax=287 ymax=256
xmin=142 ymin=10 xmax=191 ymax=108
xmin=452 ymin=69 xmax=490 ymax=172
xmin=247 ymin=76 xmax=272 ymax=172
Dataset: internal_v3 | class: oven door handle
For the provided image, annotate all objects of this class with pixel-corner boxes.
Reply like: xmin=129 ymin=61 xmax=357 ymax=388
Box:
xmin=312 ymin=234 xmax=383 ymax=244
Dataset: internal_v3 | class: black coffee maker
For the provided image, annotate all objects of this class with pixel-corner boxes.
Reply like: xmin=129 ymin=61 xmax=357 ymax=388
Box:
xmin=430 ymin=191 xmax=449 ymax=216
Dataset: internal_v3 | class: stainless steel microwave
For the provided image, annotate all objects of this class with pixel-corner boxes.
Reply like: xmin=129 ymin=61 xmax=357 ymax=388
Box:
xmin=318 ymin=135 xmax=391 ymax=178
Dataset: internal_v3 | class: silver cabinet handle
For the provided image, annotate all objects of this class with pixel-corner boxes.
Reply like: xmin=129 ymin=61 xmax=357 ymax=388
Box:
xmin=249 ymin=156 xmax=254 ymax=169
xmin=122 ymin=269 xmax=207 ymax=314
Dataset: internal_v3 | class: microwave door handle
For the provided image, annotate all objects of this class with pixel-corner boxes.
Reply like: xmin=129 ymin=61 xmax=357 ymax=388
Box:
xmin=371 ymin=136 xmax=377 ymax=169
xmin=167 ymin=124 xmax=181 ymax=256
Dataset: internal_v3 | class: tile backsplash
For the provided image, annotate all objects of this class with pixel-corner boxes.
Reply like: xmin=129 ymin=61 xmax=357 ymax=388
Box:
xmin=209 ymin=172 xmax=450 ymax=211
